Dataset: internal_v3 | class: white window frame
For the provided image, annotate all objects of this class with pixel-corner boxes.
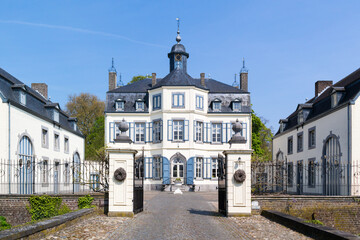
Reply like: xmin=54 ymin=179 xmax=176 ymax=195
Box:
xmin=173 ymin=120 xmax=184 ymax=141
xmin=53 ymin=110 xmax=59 ymax=122
xmin=195 ymin=157 xmax=203 ymax=179
xmin=64 ymin=136 xmax=69 ymax=153
xmin=41 ymin=127 xmax=49 ymax=149
xmin=153 ymin=121 xmax=162 ymax=143
xmin=20 ymin=91 xmax=26 ymax=105
xmin=172 ymin=93 xmax=185 ymax=108
xmin=153 ymin=94 xmax=161 ymax=110
xmin=136 ymin=101 xmax=144 ymax=111
xmin=54 ymin=132 xmax=60 ymax=151
xmin=212 ymin=158 xmax=219 ymax=179
xmin=115 ymin=101 xmax=124 ymax=111
xmin=64 ymin=162 xmax=70 ymax=185
xmin=153 ymin=156 xmax=162 ymax=179
xmin=195 ymin=121 xmax=203 ymax=142
xmin=196 ymin=95 xmax=204 ymax=110
xmin=212 ymin=123 xmax=222 ymax=143
xmin=42 ymin=159 xmax=49 ymax=185
xmin=233 ymin=101 xmax=241 ymax=111
xmin=213 ymin=101 xmax=221 ymax=111
xmin=135 ymin=122 xmax=145 ymax=143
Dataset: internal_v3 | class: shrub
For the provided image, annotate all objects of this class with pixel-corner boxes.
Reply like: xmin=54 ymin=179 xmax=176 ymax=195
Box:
xmin=27 ymin=195 xmax=70 ymax=221
xmin=78 ymin=195 xmax=95 ymax=209
xmin=304 ymin=219 xmax=324 ymax=225
xmin=0 ymin=216 xmax=11 ymax=231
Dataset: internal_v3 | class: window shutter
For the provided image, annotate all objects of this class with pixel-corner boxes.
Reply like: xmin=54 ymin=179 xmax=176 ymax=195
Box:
xmin=152 ymin=157 xmax=155 ymax=180
xmin=222 ymin=123 xmax=227 ymax=143
xmin=186 ymin=157 xmax=194 ymax=185
xmin=202 ymin=158 xmax=205 ymax=179
xmin=193 ymin=120 xmax=196 ymax=141
xmin=162 ymin=157 xmax=170 ymax=184
xmin=160 ymin=120 xmax=163 ymax=141
xmin=210 ymin=123 xmax=213 ymax=143
xmin=184 ymin=120 xmax=189 ymax=141
xmin=167 ymin=120 xmax=173 ymax=141
xmin=109 ymin=122 xmax=114 ymax=143
xmin=147 ymin=122 xmax=153 ymax=143
xmin=129 ymin=122 xmax=134 ymax=142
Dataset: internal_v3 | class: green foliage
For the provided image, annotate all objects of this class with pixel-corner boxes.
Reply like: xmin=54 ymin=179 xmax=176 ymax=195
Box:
xmin=252 ymin=110 xmax=273 ymax=161
xmin=27 ymin=196 xmax=70 ymax=221
xmin=127 ymin=75 xmax=150 ymax=85
xmin=86 ymin=116 xmax=105 ymax=160
xmin=0 ymin=216 xmax=11 ymax=231
xmin=78 ymin=195 xmax=95 ymax=209
xmin=304 ymin=219 xmax=324 ymax=225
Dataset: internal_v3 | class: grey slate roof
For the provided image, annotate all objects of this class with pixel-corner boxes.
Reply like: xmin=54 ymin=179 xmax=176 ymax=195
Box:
xmin=275 ymin=67 xmax=360 ymax=136
xmin=0 ymin=67 xmax=84 ymax=137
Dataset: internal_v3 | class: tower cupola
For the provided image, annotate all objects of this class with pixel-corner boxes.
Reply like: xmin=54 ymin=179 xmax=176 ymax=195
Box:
xmin=168 ymin=18 xmax=189 ymax=73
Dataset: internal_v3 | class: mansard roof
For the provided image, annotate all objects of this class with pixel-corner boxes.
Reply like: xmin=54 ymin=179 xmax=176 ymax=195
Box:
xmin=0 ymin=67 xmax=84 ymax=137
xmin=275 ymin=67 xmax=360 ymax=136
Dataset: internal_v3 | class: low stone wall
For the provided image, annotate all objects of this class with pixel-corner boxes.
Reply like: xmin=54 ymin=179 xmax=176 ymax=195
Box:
xmin=253 ymin=195 xmax=360 ymax=235
xmin=0 ymin=193 xmax=106 ymax=226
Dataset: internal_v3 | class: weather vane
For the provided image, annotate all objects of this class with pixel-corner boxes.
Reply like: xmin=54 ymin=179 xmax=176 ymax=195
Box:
xmin=176 ymin=18 xmax=181 ymax=43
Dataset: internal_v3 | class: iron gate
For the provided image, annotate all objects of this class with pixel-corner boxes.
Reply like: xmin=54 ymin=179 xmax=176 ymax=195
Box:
xmin=218 ymin=154 xmax=227 ymax=216
xmin=133 ymin=157 xmax=144 ymax=214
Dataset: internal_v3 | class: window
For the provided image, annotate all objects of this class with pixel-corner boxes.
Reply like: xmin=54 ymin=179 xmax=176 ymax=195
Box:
xmin=308 ymin=127 xmax=316 ymax=149
xmin=172 ymin=93 xmax=185 ymax=108
xmin=153 ymin=94 xmax=161 ymax=110
xmin=135 ymin=123 xmax=145 ymax=142
xmin=90 ymin=173 xmax=100 ymax=191
xmin=54 ymin=133 xmax=60 ymax=151
xmin=173 ymin=120 xmax=184 ymax=141
xmin=195 ymin=157 xmax=203 ymax=178
xmin=64 ymin=137 xmax=69 ymax=153
xmin=233 ymin=101 xmax=241 ymax=111
xmin=298 ymin=110 xmax=304 ymax=124
xmin=64 ymin=163 xmax=70 ymax=184
xmin=212 ymin=158 xmax=218 ymax=178
xmin=42 ymin=160 xmax=48 ymax=184
xmin=153 ymin=157 xmax=162 ymax=179
xmin=196 ymin=95 xmax=204 ymax=110
xmin=308 ymin=159 xmax=315 ymax=187
xmin=287 ymin=136 xmax=293 ymax=154
xmin=41 ymin=127 xmax=48 ymax=148
xmin=297 ymin=132 xmax=303 ymax=152
xmin=195 ymin=121 xmax=203 ymax=142
xmin=287 ymin=163 xmax=293 ymax=187
xmin=153 ymin=121 xmax=162 ymax=143
xmin=213 ymin=102 xmax=221 ymax=111
xmin=53 ymin=110 xmax=59 ymax=122
xmin=212 ymin=123 xmax=222 ymax=143
xmin=136 ymin=100 xmax=144 ymax=111
xmin=115 ymin=100 xmax=124 ymax=111
xmin=20 ymin=91 xmax=26 ymax=105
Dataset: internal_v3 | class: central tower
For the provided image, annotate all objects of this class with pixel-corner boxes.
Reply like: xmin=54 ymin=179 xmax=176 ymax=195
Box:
xmin=168 ymin=18 xmax=189 ymax=73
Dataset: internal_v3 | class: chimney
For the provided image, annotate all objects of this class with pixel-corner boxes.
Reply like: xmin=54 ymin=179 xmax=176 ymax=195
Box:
xmin=200 ymin=73 xmax=205 ymax=87
xmin=240 ymin=71 xmax=248 ymax=92
xmin=152 ymin=73 xmax=157 ymax=87
xmin=31 ymin=83 xmax=48 ymax=99
xmin=315 ymin=80 xmax=333 ymax=97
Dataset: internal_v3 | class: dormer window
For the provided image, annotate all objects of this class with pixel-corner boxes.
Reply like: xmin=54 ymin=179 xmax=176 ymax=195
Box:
xmin=298 ymin=110 xmax=304 ymax=124
xmin=115 ymin=99 xmax=125 ymax=111
xmin=20 ymin=91 xmax=26 ymax=105
xmin=331 ymin=87 xmax=345 ymax=108
xmin=53 ymin=109 xmax=59 ymax=122
xmin=136 ymin=99 xmax=145 ymax=111
xmin=232 ymin=99 xmax=241 ymax=112
xmin=279 ymin=119 xmax=288 ymax=133
xmin=212 ymin=99 xmax=221 ymax=111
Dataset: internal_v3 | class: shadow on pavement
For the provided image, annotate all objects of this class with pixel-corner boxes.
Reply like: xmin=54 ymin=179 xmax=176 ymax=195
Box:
xmin=188 ymin=208 xmax=223 ymax=217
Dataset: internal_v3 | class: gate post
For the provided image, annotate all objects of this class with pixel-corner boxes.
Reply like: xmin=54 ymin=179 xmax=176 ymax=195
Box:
xmin=223 ymin=150 xmax=252 ymax=216
xmin=223 ymin=119 xmax=252 ymax=216
xmin=107 ymin=119 xmax=138 ymax=217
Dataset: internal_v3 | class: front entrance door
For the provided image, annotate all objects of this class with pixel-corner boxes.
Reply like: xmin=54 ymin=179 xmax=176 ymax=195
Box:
xmin=170 ymin=153 xmax=186 ymax=184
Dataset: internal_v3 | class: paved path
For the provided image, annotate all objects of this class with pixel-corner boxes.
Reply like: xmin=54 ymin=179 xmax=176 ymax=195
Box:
xmin=107 ymin=191 xmax=252 ymax=240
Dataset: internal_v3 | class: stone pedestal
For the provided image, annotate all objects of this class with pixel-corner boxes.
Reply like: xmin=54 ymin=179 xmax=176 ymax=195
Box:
xmin=223 ymin=150 xmax=252 ymax=216
xmin=107 ymin=148 xmax=137 ymax=217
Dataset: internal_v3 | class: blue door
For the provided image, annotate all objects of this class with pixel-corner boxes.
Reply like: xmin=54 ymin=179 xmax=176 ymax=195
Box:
xmin=18 ymin=136 xmax=33 ymax=194
xmin=162 ymin=157 xmax=170 ymax=184
xmin=186 ymin=157 xmax=194 ymax=185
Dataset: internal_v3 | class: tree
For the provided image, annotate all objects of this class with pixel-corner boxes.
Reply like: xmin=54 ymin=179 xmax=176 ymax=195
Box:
xmin=66 ymin=93 xmax=105 ymax=139
xmin=252 ymin=110 xmax=273 ymax=161
xmin=127 ymin=75 xmax=150 ymax=85
xmin=86 ymin=116 xmax=105 ymax=160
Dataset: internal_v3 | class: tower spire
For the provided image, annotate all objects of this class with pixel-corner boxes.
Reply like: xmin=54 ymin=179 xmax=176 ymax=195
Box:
xmin=109 ymin=57 xmax=117 ymax=73
xmin=240 ymin=57 xmax=248 ymax=73
xmin=176 ymin=18 xmax=181 ymax=43
xmin=232 ymin=73 xmax=238 ymax=88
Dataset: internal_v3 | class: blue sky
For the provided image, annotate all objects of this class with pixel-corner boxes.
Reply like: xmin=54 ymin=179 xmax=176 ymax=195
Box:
xmin=1 ymin=0 xmax=360 ymax=131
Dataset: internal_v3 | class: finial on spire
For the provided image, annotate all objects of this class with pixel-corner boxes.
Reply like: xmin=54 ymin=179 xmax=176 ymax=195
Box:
xmin=109 ymin=57 xmax=117 ymax=73
xmin=240 ymin=57 xmax=248 ymax=73
xmin=118 ymin=73 xmax=124 ymax=87
xmin=176 ymin=17 xmax=181 ymax=43
xmin=232 ymin=73 xmax=238 ymax=87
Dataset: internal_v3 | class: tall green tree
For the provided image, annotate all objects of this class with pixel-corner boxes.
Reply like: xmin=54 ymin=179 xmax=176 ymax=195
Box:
xmin=252 ymin=110 xmax=273 ymax=161
xmin=86 ymin=115 xmax=105 ymax=159
xmin=127 ymin=75 xmax=150 ymax=85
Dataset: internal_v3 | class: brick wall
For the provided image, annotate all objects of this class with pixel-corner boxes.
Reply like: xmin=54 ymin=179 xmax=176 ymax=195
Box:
xmin=0 ymin=193 xmax=106 ymax=226
xmin=253 ymin=196 xmax=360 ymax=234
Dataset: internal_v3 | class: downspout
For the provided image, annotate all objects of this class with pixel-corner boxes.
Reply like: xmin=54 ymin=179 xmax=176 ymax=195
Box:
xmin=347 ymin=103 xmax=352 ymax=196
xmin=8 ymin=102 xmax=11 ymax=194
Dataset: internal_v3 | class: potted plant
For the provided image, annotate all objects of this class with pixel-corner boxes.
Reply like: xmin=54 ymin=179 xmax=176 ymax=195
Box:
xmin=174 ymin=178 xmax=182 ymax=186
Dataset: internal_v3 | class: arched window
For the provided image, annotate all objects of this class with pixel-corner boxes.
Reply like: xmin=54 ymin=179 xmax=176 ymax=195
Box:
xmin=323 ymin=134 xmax=341 ymax=195
xmin=18 ymin=136 xmax=33 ymax=194
xmin=73 ymin=152 xmax=81 ymax=193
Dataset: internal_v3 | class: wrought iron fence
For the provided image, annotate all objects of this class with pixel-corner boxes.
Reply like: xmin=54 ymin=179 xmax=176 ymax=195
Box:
xmin=0 ymin=158 xmax=107 ymax=195
xmin=251 ymin=161 xmax=360 ymax=196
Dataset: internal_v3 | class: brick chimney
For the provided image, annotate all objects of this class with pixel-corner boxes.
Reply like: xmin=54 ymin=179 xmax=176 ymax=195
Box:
xmin=152 ymin=73 xmax=157 ymax=87
xmin=315 ymin=80 xmax=333 ymax=97
xmin=31 ymin=83 xmax=48 ymax=99
xmin=200 ymin=73 xmax=205 ymax=87
xmin=240 ymin=71 xmax=248 ymax=92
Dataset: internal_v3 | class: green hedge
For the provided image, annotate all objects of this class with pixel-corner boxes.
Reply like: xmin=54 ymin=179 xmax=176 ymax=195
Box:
xmin=27 ymin=196 xmax=70 ymax=221
xmin=78 ymin=195 xmax=95 ymax=209
xmin=0 ymin=216 xmax=11 ymax=231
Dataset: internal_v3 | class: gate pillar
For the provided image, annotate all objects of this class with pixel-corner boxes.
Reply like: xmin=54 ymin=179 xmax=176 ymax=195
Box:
xmin=223 ymin=150 xmax=252 ymax=216
xmin=107 ymin=148 xmax=137 ymax=217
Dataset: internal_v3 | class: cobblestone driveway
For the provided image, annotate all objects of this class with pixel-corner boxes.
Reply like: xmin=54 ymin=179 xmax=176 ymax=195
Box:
xmin=45 ymin=191 xmax=311 ymax=240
